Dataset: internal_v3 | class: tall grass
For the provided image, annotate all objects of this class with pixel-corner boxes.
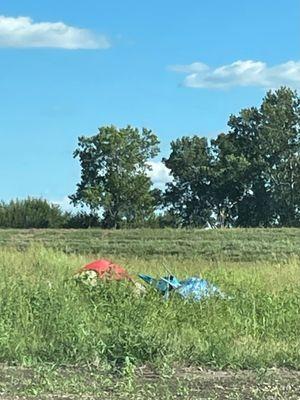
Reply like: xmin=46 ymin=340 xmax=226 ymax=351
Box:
xmin=0 ymin=245 xmax=299 ymax=369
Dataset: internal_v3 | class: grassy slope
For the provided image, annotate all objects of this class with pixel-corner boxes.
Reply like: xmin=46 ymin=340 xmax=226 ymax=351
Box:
xmin=0 ymin=227 xmax=299 ymax=261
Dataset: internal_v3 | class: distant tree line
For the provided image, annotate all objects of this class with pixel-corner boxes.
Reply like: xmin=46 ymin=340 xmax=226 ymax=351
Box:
xmin=0 ymin=198 xmax=160 ymax=229
xmin=0 ymin=198 xmax=107 ymax=229
xmin=1 ymin=87 xmax=300 ymax=229
xmin=0 ymin=198 xmax=66 ymax=228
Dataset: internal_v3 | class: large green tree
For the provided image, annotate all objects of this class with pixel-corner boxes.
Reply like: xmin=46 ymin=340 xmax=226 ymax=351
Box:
xmin=70 ymin=125 xmax=160 ymax=228
xmin=212 ymin=106 xmax=273 ymax=227
xmin=218 ymin=87 xmax=300 ymax=226
xmin=163 ymin=136 xmax=215 ymax=227
xmin=210 ymin=133 xmax=250 ymax=227
xmin=260 ymin=88 xmax=300 ymax=226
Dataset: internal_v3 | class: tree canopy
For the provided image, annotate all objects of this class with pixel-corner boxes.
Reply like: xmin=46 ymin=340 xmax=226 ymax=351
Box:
xmin=163 ymin=136 xmax=214 ymax=227
xmin=70 ymin=125 xmax=160 ymax=228
xmin=163 ymin=87 xmax=300 ymax=227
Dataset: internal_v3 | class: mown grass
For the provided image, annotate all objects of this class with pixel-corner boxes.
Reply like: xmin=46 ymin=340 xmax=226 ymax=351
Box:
xmin=0 ymin=227 xmax=299 ymax=261
xmin=0 ymin=243 xmax=299 ymax=371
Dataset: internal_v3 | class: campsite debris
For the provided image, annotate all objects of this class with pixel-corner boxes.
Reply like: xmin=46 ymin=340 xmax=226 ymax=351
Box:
xmin=139 ymin=274 xmax=224 ymax=301
xmin=79 ymin=259 xmax=132 ymax=280
xmin=74 ymin=269 xmax=99 ymax=286
xmin=74 ymin=259 xmax=224 ymax=301
xmin=138 ymin=274 xmax=181 ymax=298
xmin=74 ymin=259 xmax=146 ymax=294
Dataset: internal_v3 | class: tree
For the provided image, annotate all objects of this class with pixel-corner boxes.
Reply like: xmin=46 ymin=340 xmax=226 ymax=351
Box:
xmin=163 ymin=136 xmax=215 ymax=227
xmin=211 ymin=106 xmax=273 ymax=227
xmin=162 ymin=87 xmax=300 ymax=228
xmin=217 ymin=87 xmax=300 ymax=227
xmin=211 ymin=133 xmax=250 ymax=227
xmin=259 ymin=88 xmax=300 ymax=226
xmin=70 ymin=125 xmax=160 ymax=228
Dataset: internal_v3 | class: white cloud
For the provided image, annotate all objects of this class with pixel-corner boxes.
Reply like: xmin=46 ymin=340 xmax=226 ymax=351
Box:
xmin=147 ymin=161 xmax=172 ymax=189
xmin=0 ymin=15 xmax=110 ymax=49
xmin=170 ymin=60 xmax=300 ymax=89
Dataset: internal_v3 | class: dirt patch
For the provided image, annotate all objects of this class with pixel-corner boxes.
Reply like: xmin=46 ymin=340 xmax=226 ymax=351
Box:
xmin=175 ymin=367 xmax=300 ymax=399
xmin=0 ymin=364 xmax=299 ymax=399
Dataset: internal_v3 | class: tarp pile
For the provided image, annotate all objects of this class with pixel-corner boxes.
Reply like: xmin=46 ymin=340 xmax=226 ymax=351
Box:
xmin=75 ymin=259 xmax=224 ymax=302
xmin=74 ymin=259 xmax=145 ymax=293
xmin=76 ymin=259 xmax=132 ymax=282
xmin=139 ymin=274 xmax=224 ymax=301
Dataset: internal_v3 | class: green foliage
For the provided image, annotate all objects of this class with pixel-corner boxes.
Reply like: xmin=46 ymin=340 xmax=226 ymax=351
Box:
xmin=0 ymin=198 xmax=67 ymax=228
xmin=219 ymin=86 xmax=300 ymax=227
xmin=70 ymin=125 xmax=160 ymax=228
xmin=64 ymin=211 xmax=101 ymax=228
xmin=163 ymin=136 xmax=214 ymax=227
xmin=164 ymin=87 xmax=300 ymax=227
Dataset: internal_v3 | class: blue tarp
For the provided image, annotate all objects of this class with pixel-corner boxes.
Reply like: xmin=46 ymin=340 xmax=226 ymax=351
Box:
xmin=138 ymin=274 xmax=224 ymax=302
xmin=174 ymin=277 xmax=224 ymax=301
xmin=138 ymin=274 xmax=181 ymax=298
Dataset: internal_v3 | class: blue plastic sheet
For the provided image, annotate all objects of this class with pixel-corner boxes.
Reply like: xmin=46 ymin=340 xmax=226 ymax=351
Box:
xmin=138 ymin=274 xmax=224 ymax=302
xmin=174 ymin=277 xmax=224 ymax=301
xmin=138 ymin=274 xmax=181 ymax=299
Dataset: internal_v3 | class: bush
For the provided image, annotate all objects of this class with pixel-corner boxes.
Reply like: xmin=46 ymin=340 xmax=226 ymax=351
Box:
xmin=64 ymin=211 xmax=101 ymax=229
xmin=0 ymin=198 xmax=67 ymax=228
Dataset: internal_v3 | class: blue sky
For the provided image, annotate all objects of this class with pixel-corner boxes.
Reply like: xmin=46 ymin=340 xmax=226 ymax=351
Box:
xmin=0 ymin=0 xmax=299 ymax=209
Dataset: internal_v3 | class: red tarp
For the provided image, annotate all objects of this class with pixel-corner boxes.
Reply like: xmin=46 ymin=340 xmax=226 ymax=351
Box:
xmin=80 ymin=259 xmax=132 ymax=281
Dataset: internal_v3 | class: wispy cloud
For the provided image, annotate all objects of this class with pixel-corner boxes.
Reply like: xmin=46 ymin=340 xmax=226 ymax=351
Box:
xmin=0 ymin=15 xmax=110 ymax=49
xmin=170 ymin=60 xmax=300 ymax=89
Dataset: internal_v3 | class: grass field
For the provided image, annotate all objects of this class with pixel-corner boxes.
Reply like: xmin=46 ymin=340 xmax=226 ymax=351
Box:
xmin=0 ymin=227 xmax=300 ymax=261
xmin=0 ymin=228 xmax=299 ymax=399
